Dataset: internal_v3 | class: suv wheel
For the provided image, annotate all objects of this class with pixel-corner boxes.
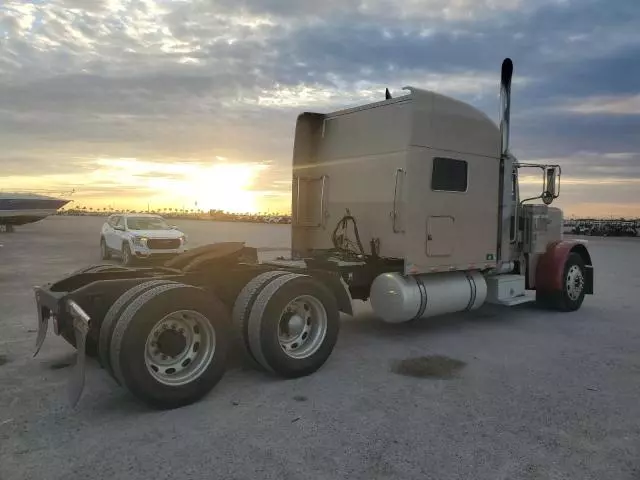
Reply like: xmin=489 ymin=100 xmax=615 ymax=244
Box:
xmin=100 ymin=237 xmax=111 ymax=260
xmin=122 ymin=243 xmax=135 ymax=266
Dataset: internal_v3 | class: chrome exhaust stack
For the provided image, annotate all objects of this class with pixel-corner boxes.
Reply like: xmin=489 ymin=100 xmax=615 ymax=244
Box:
xmin=496 ymin=57 xmax=515 ymax=265
xmin=500 ymin=58 xmax=513 ymax=157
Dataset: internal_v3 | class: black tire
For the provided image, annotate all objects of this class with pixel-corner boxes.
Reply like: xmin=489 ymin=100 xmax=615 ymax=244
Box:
xmin=537 ymin=252 xmax=586 ymax=312
xmin=556 ymin=252 xmax=587 ymax=311
xmin=534 ymin=290 xmax=553 ymax=309
xmin=247 ymin=273 xmax=340 ymax=379
xmin=109 ymin=283 xmax=230 ymax=409
xmin=231 ymin=270 xmax=289 ymax=369
xmin=100 ymin=237 xmax=111 ymax=260
xmin=98 ymin=279 xmax=179 ymax=381
xmin=122 ymin=242 xmax=134 ymax=266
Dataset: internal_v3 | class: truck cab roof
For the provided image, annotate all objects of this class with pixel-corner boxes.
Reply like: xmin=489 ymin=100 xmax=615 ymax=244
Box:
xmin=315 ymin=86 xmax=500 ymax=159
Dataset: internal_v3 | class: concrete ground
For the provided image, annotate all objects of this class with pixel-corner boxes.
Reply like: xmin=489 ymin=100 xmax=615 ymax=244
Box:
xmin=1 ymin=216 xmax=639 ymax=480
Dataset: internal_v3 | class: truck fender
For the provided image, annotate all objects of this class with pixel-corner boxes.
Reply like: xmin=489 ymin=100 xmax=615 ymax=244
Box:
xmin=535 ymin=240 xmax=593 ymax=295
xmin=309 ymin=270 xmax=354 ymax=316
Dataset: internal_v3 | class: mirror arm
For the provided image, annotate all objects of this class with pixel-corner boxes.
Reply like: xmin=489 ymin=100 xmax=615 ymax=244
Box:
xmin=515 ymin=163 xmax=561 ymax=206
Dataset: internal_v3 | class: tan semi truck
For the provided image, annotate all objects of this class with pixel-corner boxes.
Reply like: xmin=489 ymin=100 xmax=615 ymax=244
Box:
xmin=291 ymin=57 xmax=592 ymax=320
xmin=33 ymin=58 xmax=593 ymax=410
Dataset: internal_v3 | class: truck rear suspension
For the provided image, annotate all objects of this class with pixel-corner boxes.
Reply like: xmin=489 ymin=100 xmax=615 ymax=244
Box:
xmin=33 ymin=243 xmax=353 ymax=409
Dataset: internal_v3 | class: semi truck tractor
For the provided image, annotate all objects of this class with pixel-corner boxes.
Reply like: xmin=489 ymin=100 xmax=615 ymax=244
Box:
xmin=32 ymin=58 xmax=594 ymax=409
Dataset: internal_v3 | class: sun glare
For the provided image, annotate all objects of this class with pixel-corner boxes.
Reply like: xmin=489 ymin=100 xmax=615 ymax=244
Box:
xmin=102 ymin=158 xmax=273 ymax=213
xmin=178 ymin=163 xmax=265 ymax=213
xmin=0 ymin=157 xmax=281 ymax=214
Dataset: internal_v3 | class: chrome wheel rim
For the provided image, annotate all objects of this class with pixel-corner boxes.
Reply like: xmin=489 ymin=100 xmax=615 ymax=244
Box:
xmin=144 ymin=310 xmax=216 ymax=386
xmin=278 ymin=295 xmax=327 ymax=359
xmin=566 ymin=265 xmax=584 ymax=301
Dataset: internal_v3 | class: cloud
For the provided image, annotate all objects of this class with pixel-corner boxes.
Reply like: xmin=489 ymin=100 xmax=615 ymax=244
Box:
xmin=557 ymin=94 xmax=640 ymax=115
xmin=0 ymin=0 xmax=639 ymax=215
xmin=169 ymin=0 xmax=530 ymax=23
xmin=515 ymin=151 xmax=640 ymax=213
xmin=0 ymin=153 xmax=94 ymax=176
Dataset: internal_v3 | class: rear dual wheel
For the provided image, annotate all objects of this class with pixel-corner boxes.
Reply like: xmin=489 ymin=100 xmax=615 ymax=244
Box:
xmin=233 ymin=272 xmax=340 ymax=378
xmin=231 ymin=270 xmax=290 ymax=369
xmin=98 ymin=279 xmax=179 ymax=380
xmin=97 ymin=271 xmax=340 ymax=408
xmin=99 ymin=281 xmax=230 ymax=409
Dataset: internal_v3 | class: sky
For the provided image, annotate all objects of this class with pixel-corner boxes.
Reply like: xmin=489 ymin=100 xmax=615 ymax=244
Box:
xmin=1 ymin=0 xmax=639 ymax=217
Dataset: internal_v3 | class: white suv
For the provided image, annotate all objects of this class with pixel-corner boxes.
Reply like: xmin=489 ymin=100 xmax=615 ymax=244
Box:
xmin=100 ymin=213 xmax=188 ymax=265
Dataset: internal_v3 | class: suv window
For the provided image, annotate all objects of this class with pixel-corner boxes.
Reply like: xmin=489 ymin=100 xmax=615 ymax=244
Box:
xmin=114 ymin=216 xmax=125 ymax=229
xmin=126 ymin=216 xmax=169 ymax=231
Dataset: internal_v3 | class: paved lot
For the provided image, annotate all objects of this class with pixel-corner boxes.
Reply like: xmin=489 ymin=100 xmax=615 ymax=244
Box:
xmin=1 ymin=216 xmax=639 ymax=480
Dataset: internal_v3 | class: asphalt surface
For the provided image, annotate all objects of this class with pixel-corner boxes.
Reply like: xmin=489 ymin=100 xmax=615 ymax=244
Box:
xmin=1 ymin=216 xmax=639 ymax=480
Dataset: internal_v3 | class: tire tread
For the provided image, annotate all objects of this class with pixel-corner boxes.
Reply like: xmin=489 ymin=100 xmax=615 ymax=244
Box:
xmin=247 ymin=273 xmax=340 ymax=378
xmin=247 ymin=273 xmax=304 ymax=373
xmin=231 ymin=270 xmax=289 ymax=368
xmin=98 ymin=279 xmax=178 ymax=380
xmin=109 ymin=282 xmax=230 ymax=409
xmin=110 ymin=283 xmax=189 ymax=386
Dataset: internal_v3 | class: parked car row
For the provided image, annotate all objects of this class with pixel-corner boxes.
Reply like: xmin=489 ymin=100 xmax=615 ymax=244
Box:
xmin=566 ymin=220 xmax=639 ymax=237
xmin=100 ymin=213 xmax=188 ymax=265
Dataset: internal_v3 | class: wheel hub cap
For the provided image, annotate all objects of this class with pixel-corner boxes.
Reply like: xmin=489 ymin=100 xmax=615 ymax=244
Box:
xmin=283 ymin=313 xmax=305 ymax=337
xmin=156 ymin=329 xmax=187 ymax=358
xmin=278 ymin=295 xmax=328 ymax=360
xmin=144 ymin=310 xmax=216 ymax=386
xmin=566 ymin=265 xmax=584 ymax=301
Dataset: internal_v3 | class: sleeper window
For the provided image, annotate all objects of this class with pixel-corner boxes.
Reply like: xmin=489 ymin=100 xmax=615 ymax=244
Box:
xmin=431 ymin=157 xmax=468 ymax=192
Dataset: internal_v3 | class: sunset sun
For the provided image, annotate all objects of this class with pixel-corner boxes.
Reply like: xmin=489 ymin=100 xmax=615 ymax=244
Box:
xmin=100 ymin=158 xmax=274 ymax=214
xmin=176 ymin=163 xmax=266 ymax=213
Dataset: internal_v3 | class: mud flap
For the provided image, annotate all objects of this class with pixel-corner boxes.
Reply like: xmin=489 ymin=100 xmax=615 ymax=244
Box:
xmin=67 ymin=300 xmax=91 ymax=408
xmin=33 ymin=302 xmax=49 ymax=358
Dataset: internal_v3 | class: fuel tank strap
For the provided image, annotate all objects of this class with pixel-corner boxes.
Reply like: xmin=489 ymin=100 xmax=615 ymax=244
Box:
xmin=413 ymin=276 xmax=428 ymax=320
xmin=464 ymin=272 xmax=477 ymax=311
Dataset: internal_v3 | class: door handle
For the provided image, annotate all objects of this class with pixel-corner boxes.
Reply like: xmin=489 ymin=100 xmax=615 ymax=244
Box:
xmin=427 ymin=234 xmax=433 ymax=241
xmin=392 ymin=168 xmax=405 ymax=233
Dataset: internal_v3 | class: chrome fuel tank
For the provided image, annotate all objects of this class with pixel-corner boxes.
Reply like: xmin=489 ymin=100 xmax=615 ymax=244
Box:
xmin=369 ymin=271 xmax=487 ymax=323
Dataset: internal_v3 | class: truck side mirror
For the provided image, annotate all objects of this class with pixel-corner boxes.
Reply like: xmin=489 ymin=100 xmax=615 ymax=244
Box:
xmin=542 ymin=166 xmax=560 ymax=205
